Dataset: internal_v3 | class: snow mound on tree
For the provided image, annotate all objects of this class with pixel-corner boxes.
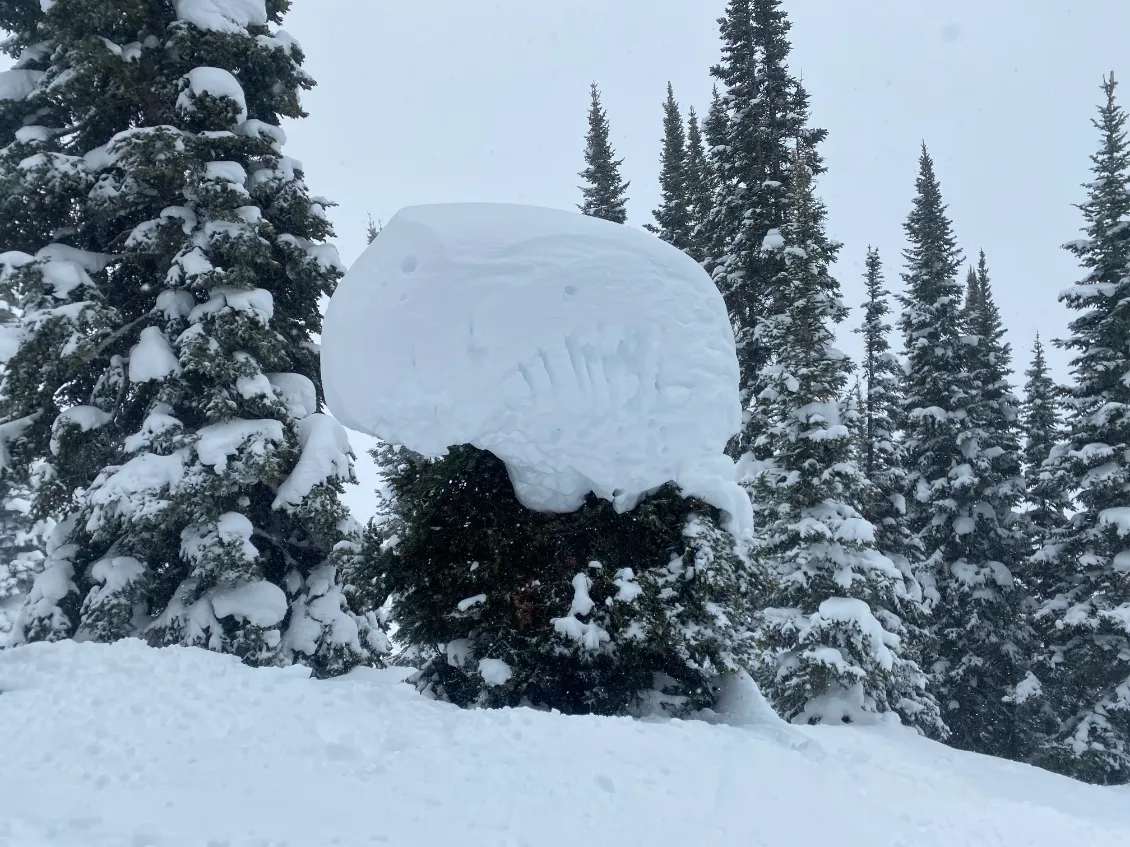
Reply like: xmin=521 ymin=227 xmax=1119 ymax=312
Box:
xmin=322 ymin=203 xmax=750 ymax=534
xmin=1 ymin=640 xmax=1129 ymax=846
xmin=175 ymin=0 xmax=268 ymax=34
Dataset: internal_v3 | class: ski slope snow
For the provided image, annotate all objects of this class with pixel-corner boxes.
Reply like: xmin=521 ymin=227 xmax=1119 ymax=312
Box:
xmin=1 ymin=639 xmax=1128 ymax=847
xmin=321 ymin=203 xmax=751 ymax=536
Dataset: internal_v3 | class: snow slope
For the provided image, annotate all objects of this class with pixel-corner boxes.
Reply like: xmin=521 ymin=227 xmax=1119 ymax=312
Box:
xmin=322 ymin=203 xmax=751 ymax=535
xmin=1 ymin=641 xmax=1128 ymax=847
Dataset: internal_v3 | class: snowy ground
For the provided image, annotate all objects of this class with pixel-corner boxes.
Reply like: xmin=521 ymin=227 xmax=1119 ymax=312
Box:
xmin=1 ymin=641 xmax=1128 ymax=847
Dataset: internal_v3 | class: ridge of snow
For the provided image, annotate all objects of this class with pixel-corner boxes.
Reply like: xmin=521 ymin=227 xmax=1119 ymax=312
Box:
xmin=0 ymin=68 xmax=45 ymax=101
xmin=0 ymin=640 xmax=1128 ymax=846
xmin=273 ymin=413 xmax=352 ymax=510
xmin=174 ymin=0 xmax=267 ymax=33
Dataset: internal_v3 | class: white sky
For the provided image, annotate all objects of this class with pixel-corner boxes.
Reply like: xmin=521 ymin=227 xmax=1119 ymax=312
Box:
xmin=280 ymin=0 xmax=1127 ymax=516
xmin=5 ymin=1 xmax=1129 ymax=517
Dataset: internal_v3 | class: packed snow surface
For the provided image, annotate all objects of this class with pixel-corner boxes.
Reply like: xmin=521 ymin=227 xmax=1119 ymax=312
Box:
xmin=322 ymin=203 xmax=750 ymax=532
xmin=1 ymin=641 xmax=1129 ymax=846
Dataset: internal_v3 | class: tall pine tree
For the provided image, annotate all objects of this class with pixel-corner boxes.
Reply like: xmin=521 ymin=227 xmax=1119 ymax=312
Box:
xmin=684 ymin=106 xmax=713 ymax=264
xmin=578 ymin=83 xmax=629 ymax=224
xmin=0 ymin=0 xmax=386 ymax=676
xmin=855 ymin=247 xmax=924 ymax=583
xmin=705 ymin=0 xmax=826 ymax=458
xmin=1034 ymin=75 xmax=1130 ymax=784
xmin=645 ymin=83 xmax=692 ymax=252
xmin=965 ymin=251 xmax=1026 ymax=547
xmin=753 ymin=152 xmax=940 ymax=732
xmin=899 ymin=145 xmax=1031 ymax=758
xmin=1022 ymin=335 xmax=1067 ymax=548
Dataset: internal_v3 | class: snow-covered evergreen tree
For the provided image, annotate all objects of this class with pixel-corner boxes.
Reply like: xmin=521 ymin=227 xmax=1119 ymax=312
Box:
xmin=694 ymin=86 xmax=728 ymax=269
xmin=967 ymin=252 xmax=1023 ymax=478
xmin=578 ymin=83 xmax=628 ymax=224
xmin=1033 ymin=75 xmax=1130 ymax=784
xmin=0 ymin=0 xmax=385 ymax=676
xmin=855 ymin=247 xmax=923 ymax=575
xmin=753 ymin=153 xmax=940 ymax=733
xmin=372 ymin=445 xmax=766 ymax=715
xmin=645 ymin=83 xmax=692 ymax=252
xmin=706 ymin=0 xmax=826 ymax=457
xmin=1021 ymin=335 xmax=1068 ymax=552
xmin=684 ymin=107 xmax=713 ymax=264
xmin=899 ymin=145 xmax=1032 ymax=758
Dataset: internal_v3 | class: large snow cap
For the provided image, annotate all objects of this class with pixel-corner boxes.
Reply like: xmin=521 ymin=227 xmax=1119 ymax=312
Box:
xmin=323 ymin=203 xmax=750 ymax=532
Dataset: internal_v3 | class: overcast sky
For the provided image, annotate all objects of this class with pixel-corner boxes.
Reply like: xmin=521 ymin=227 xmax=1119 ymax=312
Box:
xmin=278 ymin=0 xmax=1127 ymax=515
xmin=5 ymin=1 xmax=1128 ymax=517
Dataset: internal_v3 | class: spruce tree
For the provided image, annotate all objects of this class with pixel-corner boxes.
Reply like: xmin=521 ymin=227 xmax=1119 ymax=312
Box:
xmin=855 ymin=248 xmax=923 ymax=577
xmin=899 ymin=145 xmax=1031 ymax=758
xmin=965 ymin=250 xmax=1026 ymax=541
xmin=0 ymin=0 xmax=386 ymax=676
xmin=706 ymin=0 xmax=827 ymax=457
xmin=753 ymin=153 xmax=940 ymax=732
xmin=645 ymin=83 xmax=692 ymax=252
xmin=578 ymin=83 xmax=629 ymax=224
xmin=695 ymin=86 xmax=728 ymax=269
xmin=1034 ymin=75 xmax=1130 ymax=784
xmin=1021 ymin=335 xmax=1067 ymax=548
xmin=684 ymin=107 xmax=713 ymax=264
xmin=371 ymin=445 xmax=766 ymax=715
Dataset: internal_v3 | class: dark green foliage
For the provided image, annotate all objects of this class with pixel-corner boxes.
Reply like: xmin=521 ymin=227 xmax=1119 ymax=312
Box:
xmin=898 ymin=145 xmax=1032 ymax=759
xmin=578 ymin=83 xmax=629 ymax=224
xmin=705 ymin=0 xmax=827 ymax=457
xmin=1033 ymin=74 xmax=1130 ymax=785
xmin=645 ymin=83 xmax=692 ymax=253
xmin=1021 ymin=335 xmax=1068 ymax=555
xmin=683 ymin=107 xmax=713 ymax=264
xmin=375 ymin=445 xmax=763 ymax=716
xmin=856 ymin=249 xmax=919 ymax=560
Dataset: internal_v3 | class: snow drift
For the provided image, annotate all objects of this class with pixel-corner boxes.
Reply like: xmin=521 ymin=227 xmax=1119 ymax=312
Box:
xmin=322 ymin=203 xmax=751 ymax=533
xmin=1 ymin=640 xmax=1128 ymax=846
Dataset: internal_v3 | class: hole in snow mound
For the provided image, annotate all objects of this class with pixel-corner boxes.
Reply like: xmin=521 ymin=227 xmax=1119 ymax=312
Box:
xmin=401 ymin=255 xmax=418 ymax=274
xmin=564 ymin=285 xmax=578 ymax=295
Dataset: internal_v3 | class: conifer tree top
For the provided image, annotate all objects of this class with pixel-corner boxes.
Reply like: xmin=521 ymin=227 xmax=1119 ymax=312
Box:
xmin=578 ymin=83 xmax=629 ymax=224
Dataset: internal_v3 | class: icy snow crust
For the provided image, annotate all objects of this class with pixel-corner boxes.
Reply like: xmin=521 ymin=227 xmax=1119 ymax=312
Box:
xmin=2 ymin=641 xmax=1130 ymax=847
xmin=323 ymin=203 xmax=750 ymax=532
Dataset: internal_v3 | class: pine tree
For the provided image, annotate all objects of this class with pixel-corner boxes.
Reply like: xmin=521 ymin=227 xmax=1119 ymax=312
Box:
xmin=1021 ymin=335 xmax=1067 ymax=550
xmin=753 ymin=152 xmax=940 ymax=732
xmin=695 ymin=86 xmax=729 ymax=269
xmin=855 ymin=248 xmax=923 ymax=576
xmin=965 ymin=250 xmax=1026 ymax=538
xmin=1034 ymin=75 xmax=1130 ymax=784
xmin=645 ymin=83 xmax=692 ymax=252
xmin=0 ymin=0 xmax=386 ymax=676
xmin=684 ymin=107 xmax=713 ymax=264
xmin=372 ymin=445 xmax=766 ymax=715
xmin=578 ymin=83 xmax=629 ymax=224
xmin=705 ymin=0 xmax=827 ymax=458
xmin=899 ymin=145 xmax=1031 ymax=758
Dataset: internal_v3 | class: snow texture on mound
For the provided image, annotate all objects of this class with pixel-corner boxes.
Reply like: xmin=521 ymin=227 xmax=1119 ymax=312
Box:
xmin=322 ymin=203 xmax=751 ymax=534
xmin=1 ymin=640 xmax=1128 ymax=847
